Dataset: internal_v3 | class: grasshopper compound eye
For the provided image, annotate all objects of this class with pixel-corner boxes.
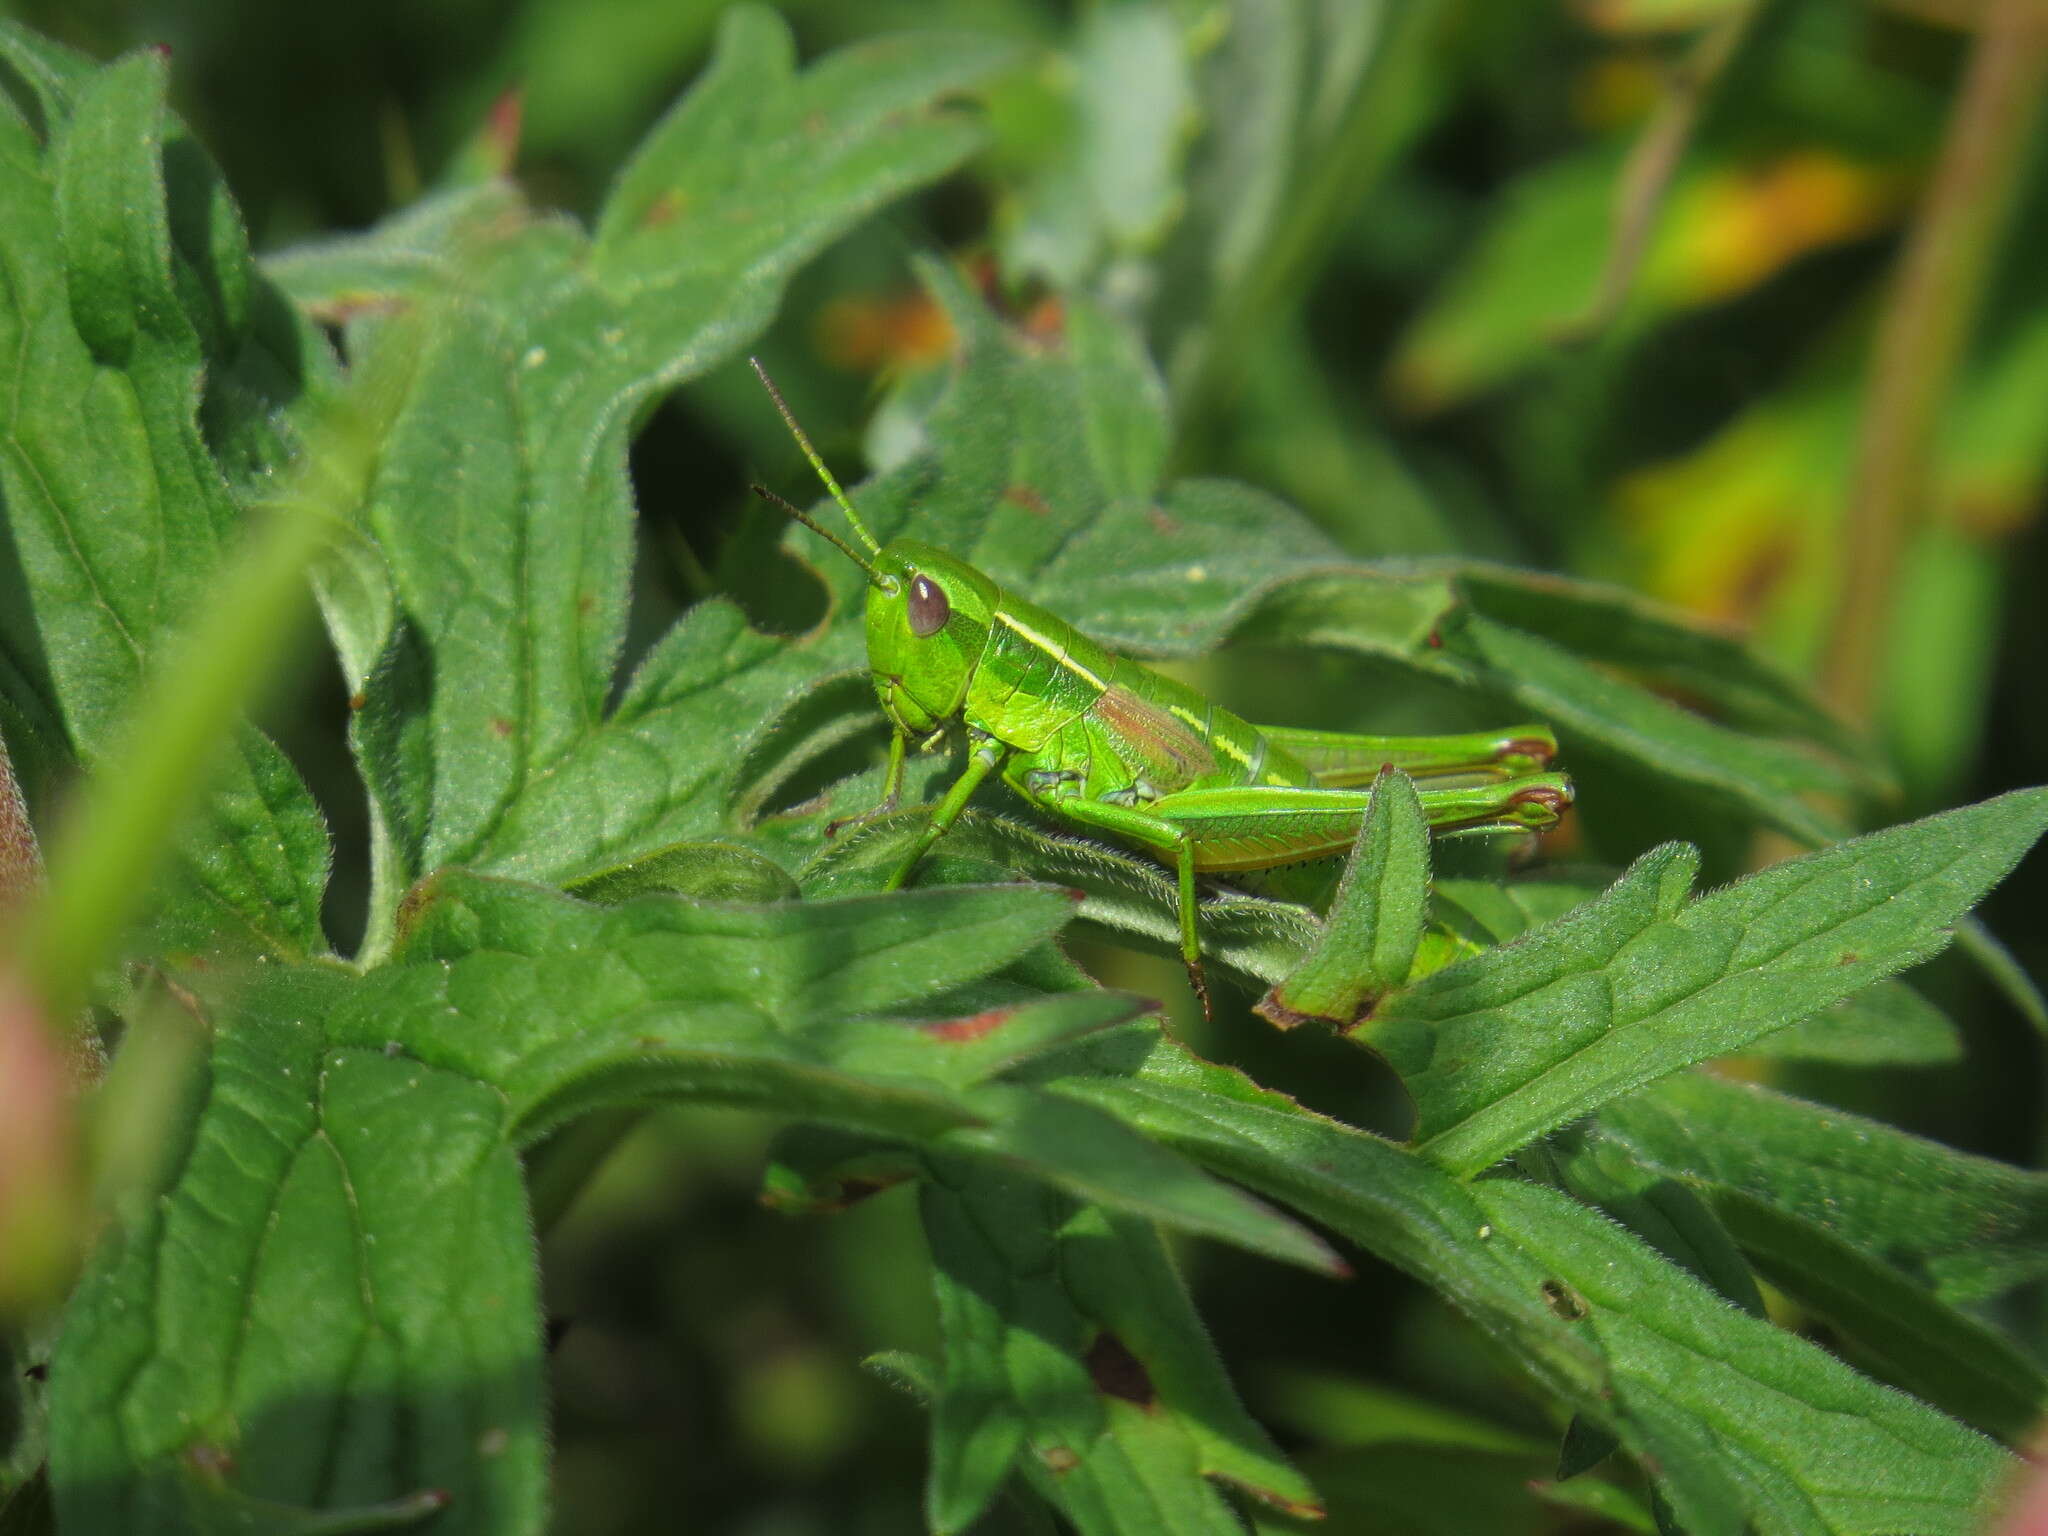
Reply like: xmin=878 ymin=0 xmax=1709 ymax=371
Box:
xmin=908 ymin=574 xmax=950 ymax=637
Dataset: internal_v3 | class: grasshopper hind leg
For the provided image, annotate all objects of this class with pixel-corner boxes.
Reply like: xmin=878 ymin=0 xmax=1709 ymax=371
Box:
xmin=1175 ymin=843 xmax=1212 ymax=1021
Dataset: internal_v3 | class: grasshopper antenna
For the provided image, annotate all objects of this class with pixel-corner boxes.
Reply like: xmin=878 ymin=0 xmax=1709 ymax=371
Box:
xmin=749 ymin=484 xmax=893 ymax=590
xmin=748 ymin=357 xmax=882 ymax=556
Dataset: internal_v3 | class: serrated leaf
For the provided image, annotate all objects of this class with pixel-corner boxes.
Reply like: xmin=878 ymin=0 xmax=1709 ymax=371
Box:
xmin=1595 ymin=1072 xmax=2048 ymax=1305
xmin=354 ymin=871 xmax=1330 ymax=1269
xmin=1029 ymin=1026 xmax=2013 ymax=1536
xmin=1362 ymin=788 xmax=2048 ymax=1176
xmin=258 ymin=9 xmax=1005 ymax=933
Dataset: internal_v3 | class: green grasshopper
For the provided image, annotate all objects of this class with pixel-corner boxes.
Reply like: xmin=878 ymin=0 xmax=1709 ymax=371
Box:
xmin=748 ymin=361 xmax=1572 ymax=1014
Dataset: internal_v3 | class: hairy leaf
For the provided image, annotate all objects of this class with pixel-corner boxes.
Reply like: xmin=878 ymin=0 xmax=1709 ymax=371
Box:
xmin=1257 ymin=765 xmax=1429 ymax=1029
xmin=1595 ymin=1072 xmax=2048 ymax=1304
xmin=1362 ymin=788 xmax=2048 ymax=1175
xmin=1026 ymin=1026 xmax=2012 ymax=1535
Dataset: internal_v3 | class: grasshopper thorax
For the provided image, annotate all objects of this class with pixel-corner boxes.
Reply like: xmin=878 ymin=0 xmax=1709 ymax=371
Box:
xmin=866 ymin=539 xmax=998 ymax=735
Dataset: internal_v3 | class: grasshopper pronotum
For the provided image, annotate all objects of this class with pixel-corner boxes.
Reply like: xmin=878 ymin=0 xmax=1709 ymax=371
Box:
xmin=749 ymin=360 xmax=1572 ymax=1015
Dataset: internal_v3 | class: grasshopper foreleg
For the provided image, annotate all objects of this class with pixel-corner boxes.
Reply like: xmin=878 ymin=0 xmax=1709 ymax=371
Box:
xmin=883 ymin=730 xmax=1007 ymax=892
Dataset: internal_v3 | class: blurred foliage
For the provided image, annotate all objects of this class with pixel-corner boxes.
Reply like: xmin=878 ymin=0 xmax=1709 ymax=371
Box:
xmin=2 ymin=0 xmax=2047 ymax=1532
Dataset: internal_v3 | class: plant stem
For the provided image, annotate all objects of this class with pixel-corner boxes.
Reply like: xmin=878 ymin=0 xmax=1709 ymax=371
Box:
xmin=1822 ymin=0 xmax=2048 ymax=724
xmin=1563 ymin=0 xmax=1762 ymax=342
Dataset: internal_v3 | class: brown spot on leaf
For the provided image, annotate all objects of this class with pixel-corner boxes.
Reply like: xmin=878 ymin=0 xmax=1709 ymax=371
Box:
xmin=1003 ymin=484 xmax=1053 ymax=519
xmin=1040 ymin=1445 xmax=1080 ymax=1473
xmin=484 ymin=88 xmax=524 ymax=175
xmin=1146 ymin=505 xmax=1180 ymax=536
xmin=348 ymin=691 xmax=367 ymax=711
xmin=923 ymin=1007 xmax=1015 ymax=1043
xmin=1836 ymin=951 xmax=1860 ymax=966
xmin=1541 ymin=1279 xmax=1588 ymax=1322
xmin=640 ymin=189 xmax=686 ymax=230
xmin=1020 ymin=295 xmax=1065 ymax=346
xmin=1085 ymin=1331 xmax=1156 ymax=1405
xmin=489 ymin=717 xmax=514 ymax=740
xmin=184 ymin=1443 xmax=236 ymax=1477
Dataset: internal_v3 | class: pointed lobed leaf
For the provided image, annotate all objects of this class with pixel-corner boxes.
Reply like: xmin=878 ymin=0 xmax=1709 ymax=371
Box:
xmin=374 ymin=872 xmax=1332 ymax=1270
xmin=1025 ymin=1026 xmax=2012 ymax=1536
xmin=1362 ymin=788 xmax=2048 ymax=1176
xmin=259 ymin=9 xmax=1004 ymax=928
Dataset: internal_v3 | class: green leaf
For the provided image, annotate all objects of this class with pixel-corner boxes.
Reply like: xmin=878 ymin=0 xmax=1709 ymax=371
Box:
xmin=1030 ymin=1027 xmax=2013 ymax=1535
xmin=367 ymin=871 xmax=1333 ymax=1271
xmin=1362 ymin=788 xmax=2048 ymax=1176
xmin=1747 ymin=979 xmax=1962 ymax=1065
xmin=49 ymin=1007 xmax=545 ymax=1535
xmin=1254 ymin=1443 xmax=1648 ymax=1536
xmin=1595 ymin=1072 xmax=2048 ymax=1305
xmin=0 ymin=34 xmax=331 ymax=965
xmin=260 ymin=9 xmax=1006 ymax=934
xmin=1257 ymin=1374 xmax=1548 ymax=1457
xmin=1257 ymin=765 xmax=1429 ymax=1029
xmin=563 ymin=839 xmax=800 ymax=905
xmin=1454 ymin=565 xmax=1869 ymax=771
xmin=1711 ymin=1189 xmax=2048 ymax=1440
xmin=920 ymin=1175 xmax=1319 ymax=1535
xmin=1544 ymin=1126 xmax=1767 ymax=1318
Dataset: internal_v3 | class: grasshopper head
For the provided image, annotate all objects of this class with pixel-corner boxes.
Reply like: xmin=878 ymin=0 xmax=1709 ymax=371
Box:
xmin=866 ymin=540 xmax=997 ymax=735
xmin=743 ymin=360 xmax=995 ymax=735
